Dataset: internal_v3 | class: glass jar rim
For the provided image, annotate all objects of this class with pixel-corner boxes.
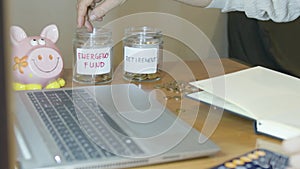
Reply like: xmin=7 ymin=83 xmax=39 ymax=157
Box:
xmin=76 ymin=27 xmax=112 ymax=37
xmin=124 ymin=26 xmax=162 ymax=36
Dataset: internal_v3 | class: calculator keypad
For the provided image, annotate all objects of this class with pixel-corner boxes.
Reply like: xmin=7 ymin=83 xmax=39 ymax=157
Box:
xmin=212 ymin=149 xmax=289 ymax=169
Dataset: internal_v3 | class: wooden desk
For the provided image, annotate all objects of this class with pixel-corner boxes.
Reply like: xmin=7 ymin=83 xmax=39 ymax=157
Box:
xmin=63 ymin=58 xmax=282 ymax=169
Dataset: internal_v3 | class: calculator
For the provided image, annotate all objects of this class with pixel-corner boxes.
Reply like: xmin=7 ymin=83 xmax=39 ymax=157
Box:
xmin=211 ymin=149 xmax=289 ymax=169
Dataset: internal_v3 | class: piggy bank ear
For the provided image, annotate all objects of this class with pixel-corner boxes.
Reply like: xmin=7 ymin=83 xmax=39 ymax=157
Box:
xmin=10 ymin=26 xmax=27 ymax=45
xmin=40 ymin=24 xmax=59 ymax=43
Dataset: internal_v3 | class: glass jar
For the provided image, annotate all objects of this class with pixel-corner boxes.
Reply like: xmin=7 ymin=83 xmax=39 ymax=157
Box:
xmin=122 ymin=26 xmax=163 ymax=82
xmin=73 ymin=27 xmax=113 ymax=84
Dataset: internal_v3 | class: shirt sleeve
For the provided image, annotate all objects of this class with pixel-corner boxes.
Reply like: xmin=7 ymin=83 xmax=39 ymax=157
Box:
xmin=206 ymin=0 xmax=300 ymax=22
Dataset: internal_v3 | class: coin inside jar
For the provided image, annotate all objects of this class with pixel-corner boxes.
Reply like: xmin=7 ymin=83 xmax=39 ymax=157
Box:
xmin=123 ymin=71 xmax=161 ymax=82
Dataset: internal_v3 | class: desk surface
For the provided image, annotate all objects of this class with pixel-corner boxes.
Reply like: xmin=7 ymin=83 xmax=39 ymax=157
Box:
xmin=63 ymin=58 xmax=282 ymax=169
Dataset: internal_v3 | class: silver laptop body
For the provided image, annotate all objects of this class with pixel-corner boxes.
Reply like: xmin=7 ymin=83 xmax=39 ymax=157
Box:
xmin=14 ymin=83 xmax=219 ymax=169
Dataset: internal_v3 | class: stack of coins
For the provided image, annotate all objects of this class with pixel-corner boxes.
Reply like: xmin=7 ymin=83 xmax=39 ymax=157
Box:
xmin=124 ymin=71 xmax=161 ymax=82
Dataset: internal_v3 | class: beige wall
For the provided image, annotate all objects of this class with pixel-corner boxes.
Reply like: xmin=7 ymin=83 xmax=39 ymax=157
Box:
xmin=9 ymin=0 xmax=228 ymax=68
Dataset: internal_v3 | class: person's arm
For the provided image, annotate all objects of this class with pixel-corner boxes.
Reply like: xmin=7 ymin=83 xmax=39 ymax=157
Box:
xmin=77 ymin=0 xmax=300 ymax=31
xmin=174 ymin=0 xmax=212 ymax=7
xmin=77 ymin=0 xmax=214 ymax=31
xmin=206 ymin=0 xmax=300 ymax=22
xmin=77 ymin=0 xmax=126 ymax=31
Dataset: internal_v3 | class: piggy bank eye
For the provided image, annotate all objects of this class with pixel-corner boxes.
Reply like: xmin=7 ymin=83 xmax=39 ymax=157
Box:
xmin=38 ymin=38 xmax=46 ymax=45
xmin=30 ymin=39 xmax=38 ymax=46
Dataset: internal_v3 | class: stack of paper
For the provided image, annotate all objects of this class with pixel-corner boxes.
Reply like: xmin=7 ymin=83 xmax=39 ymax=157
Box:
xmin=188 ymin=66 xmax=300 ymax=140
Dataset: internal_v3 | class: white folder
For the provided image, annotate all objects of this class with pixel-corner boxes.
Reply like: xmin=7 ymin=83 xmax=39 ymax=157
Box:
xmin=188 ymin=66 xmax=300 ymax=140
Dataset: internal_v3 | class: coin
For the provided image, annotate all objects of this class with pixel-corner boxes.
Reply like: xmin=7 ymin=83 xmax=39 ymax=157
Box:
xmin=154 ymin=84 xmax=163 ymax=89
xmin=173 ymin=96 xmax=181 ymax=101
xmin=176 ymin=108 xmax=186 ymax=113
xmin=164 ymin=96 xmax=173 ymax=101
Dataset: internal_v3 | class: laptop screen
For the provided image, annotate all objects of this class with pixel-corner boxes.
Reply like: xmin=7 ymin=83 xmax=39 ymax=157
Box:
xmin=0 ymin=0 xmax=15 ymax=169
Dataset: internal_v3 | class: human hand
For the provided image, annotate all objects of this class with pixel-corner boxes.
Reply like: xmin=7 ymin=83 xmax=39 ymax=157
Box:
xmin=77 ymin=0 xmax=126 ymax=31
xmin=282 ymin=136 xmax=300 ymax=169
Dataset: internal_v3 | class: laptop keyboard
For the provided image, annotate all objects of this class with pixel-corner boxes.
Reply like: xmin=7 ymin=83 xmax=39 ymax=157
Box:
xmin=26 ymin=89 xmax=144 ymax=162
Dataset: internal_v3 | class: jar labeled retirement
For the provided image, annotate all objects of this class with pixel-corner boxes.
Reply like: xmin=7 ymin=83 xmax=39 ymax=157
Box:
xmin=73 ymin=27 xmax=113 ymax=84
xmin=123 ymin=26 xmax=163 ymax=82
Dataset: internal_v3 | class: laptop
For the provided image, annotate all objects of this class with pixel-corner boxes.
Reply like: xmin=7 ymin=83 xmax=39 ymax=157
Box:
xmin=13 ymin=83 xmax=220 ymax=169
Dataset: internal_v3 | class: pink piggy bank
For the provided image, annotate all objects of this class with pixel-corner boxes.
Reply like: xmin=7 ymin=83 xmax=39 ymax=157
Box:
xmin=10 ymin=24 xmax=65 ymax=90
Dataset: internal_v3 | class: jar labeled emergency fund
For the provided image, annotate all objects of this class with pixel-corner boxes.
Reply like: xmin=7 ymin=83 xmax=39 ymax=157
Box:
xmin=123 ymin=26 xmax=163 ymax=82
xmin=73 ymin=27 xmax=113 ymax=84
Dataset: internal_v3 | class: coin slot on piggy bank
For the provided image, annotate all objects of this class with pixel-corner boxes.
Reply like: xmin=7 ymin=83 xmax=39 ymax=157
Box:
xmin=10 ymin=24 xmax=65 ymax=90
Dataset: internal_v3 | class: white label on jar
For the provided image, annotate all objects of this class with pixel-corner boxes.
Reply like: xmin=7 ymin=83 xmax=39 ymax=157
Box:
xmin=124 ymin=46 xmax=158 ymax=74
xmin=76 ymin=48 xmax=111 ymax=75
